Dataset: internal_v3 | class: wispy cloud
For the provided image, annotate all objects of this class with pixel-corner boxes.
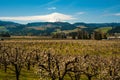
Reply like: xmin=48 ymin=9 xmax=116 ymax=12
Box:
xmin=36 ymin=0 xmax=59 ymax=9
xmin=41 ymin=0 xmax=59 ymax=7
xmin=0 ymin=12 xmax=75 ymax=22
xmin=76 ymin=12 xmax=85 ymax=15
xmin=102 ymin=5 xmax=120 ymax=17
xmin=113 ymin=13 xmax=120 ymax=16
xmin=47 ymin=0 xmax=59 ymax=5
xmin=48 ymin=7 xmax=56 ymax=10
xmin=103 ymin=13 xmax=120 ymax=16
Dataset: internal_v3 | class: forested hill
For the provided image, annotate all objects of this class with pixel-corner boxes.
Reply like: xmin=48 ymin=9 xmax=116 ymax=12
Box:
xmin=0 ymin=21 xmax=21 ymax=27
xmin=0 ymin=20 xmax=120 ymax=36
xmin=73 ymin=22 xmax=120 ymax=28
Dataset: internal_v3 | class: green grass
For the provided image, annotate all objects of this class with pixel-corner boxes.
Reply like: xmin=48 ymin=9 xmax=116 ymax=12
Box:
xmin=0 ymin=69 xmax=15 ymax=80
xmin=0 ymin=68 xmax=40 ymax=80
xmin=95 ymin=27 xmax=112 ymax=33
xmin=53 ymin=28 xmax=80 ymax=34
xmin=62 ymin=28 xmax=80 ymax=34
xmin=0 ymin=26 xmax=8 ymax=32
xmin=0 ymin=68 xmax=88 ymax=80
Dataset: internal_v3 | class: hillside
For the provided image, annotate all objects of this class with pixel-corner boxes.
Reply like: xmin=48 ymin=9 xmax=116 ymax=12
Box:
xmin=73 ymin=22 xmax=120 ymax=28
xmin=95 ymin=27 xmax=112 ymax=33
xmin=0 ymin=26 xmax=8 ymax=32
xmin=0 ymin=20 xmax=21 ymax=28
xmin=0 ymin=20 xmax=120 ymax=36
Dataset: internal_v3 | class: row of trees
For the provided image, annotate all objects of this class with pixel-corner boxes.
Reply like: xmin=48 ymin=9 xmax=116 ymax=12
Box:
xmin=38 ymin=53 xmax=120 ymax=80
xmin=0 ymin=44 xmax=39 ymax=80
xmin=52 ymin=30 xmax=107 ymax=40
xmin=0 ymin=31 xmax=11 ymax=37
xmin=0 ymin=43 xmax=120 ymax=80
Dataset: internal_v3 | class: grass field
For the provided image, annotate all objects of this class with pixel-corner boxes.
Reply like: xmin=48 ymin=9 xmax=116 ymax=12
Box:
xmin=0 ymin=68 xmax=39 ymax=80
xmin=0 ymin=26 xmax=8 ymax=32
xmin=0 ymin=39 xmax=120 ymax=80
xmin=95 ymin=27 xmax=112 ymax=33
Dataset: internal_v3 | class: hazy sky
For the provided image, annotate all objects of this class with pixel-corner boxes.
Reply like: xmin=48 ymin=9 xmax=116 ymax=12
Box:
xmin=0 ymin=0 xmax=120 ymax=23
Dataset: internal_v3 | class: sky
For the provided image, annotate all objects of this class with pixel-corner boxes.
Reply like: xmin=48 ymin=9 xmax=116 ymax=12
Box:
xmin=0 ymin=0 xmax=120 ymax=23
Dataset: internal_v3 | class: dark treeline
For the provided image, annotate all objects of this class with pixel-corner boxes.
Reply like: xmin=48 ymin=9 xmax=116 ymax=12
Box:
xmin=52 ymin=30 xmax=107 ymax=40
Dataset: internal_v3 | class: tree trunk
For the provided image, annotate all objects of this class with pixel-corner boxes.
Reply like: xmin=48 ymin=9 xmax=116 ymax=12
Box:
xmin=75 ymin=73 xmax=80 ymax=80
xmin=51 ymin=76 xmax=56 ymax=80
xmin=88 ymin=76 xmax=92 ymax=80
xmin=15 ymin=65 xmax=20 ymax=80
xmin=59 ymin=77 xmax=63 ymax=80
xmin=27 ymin=62 xmax=31 ymax=70
xmin=4 ymin=64 xmax=7 ymax=73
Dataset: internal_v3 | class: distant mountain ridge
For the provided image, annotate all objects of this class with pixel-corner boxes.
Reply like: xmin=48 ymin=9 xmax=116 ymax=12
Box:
xmin=0 ymin=20 xmax=120 ymax=36
xmin=73 ymin=22 xmax=120 ymax=28
xmin=0 ymin=20 xmax=21 ymax=28
xmin=27 ymin=22 xmax=76 ymax=30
